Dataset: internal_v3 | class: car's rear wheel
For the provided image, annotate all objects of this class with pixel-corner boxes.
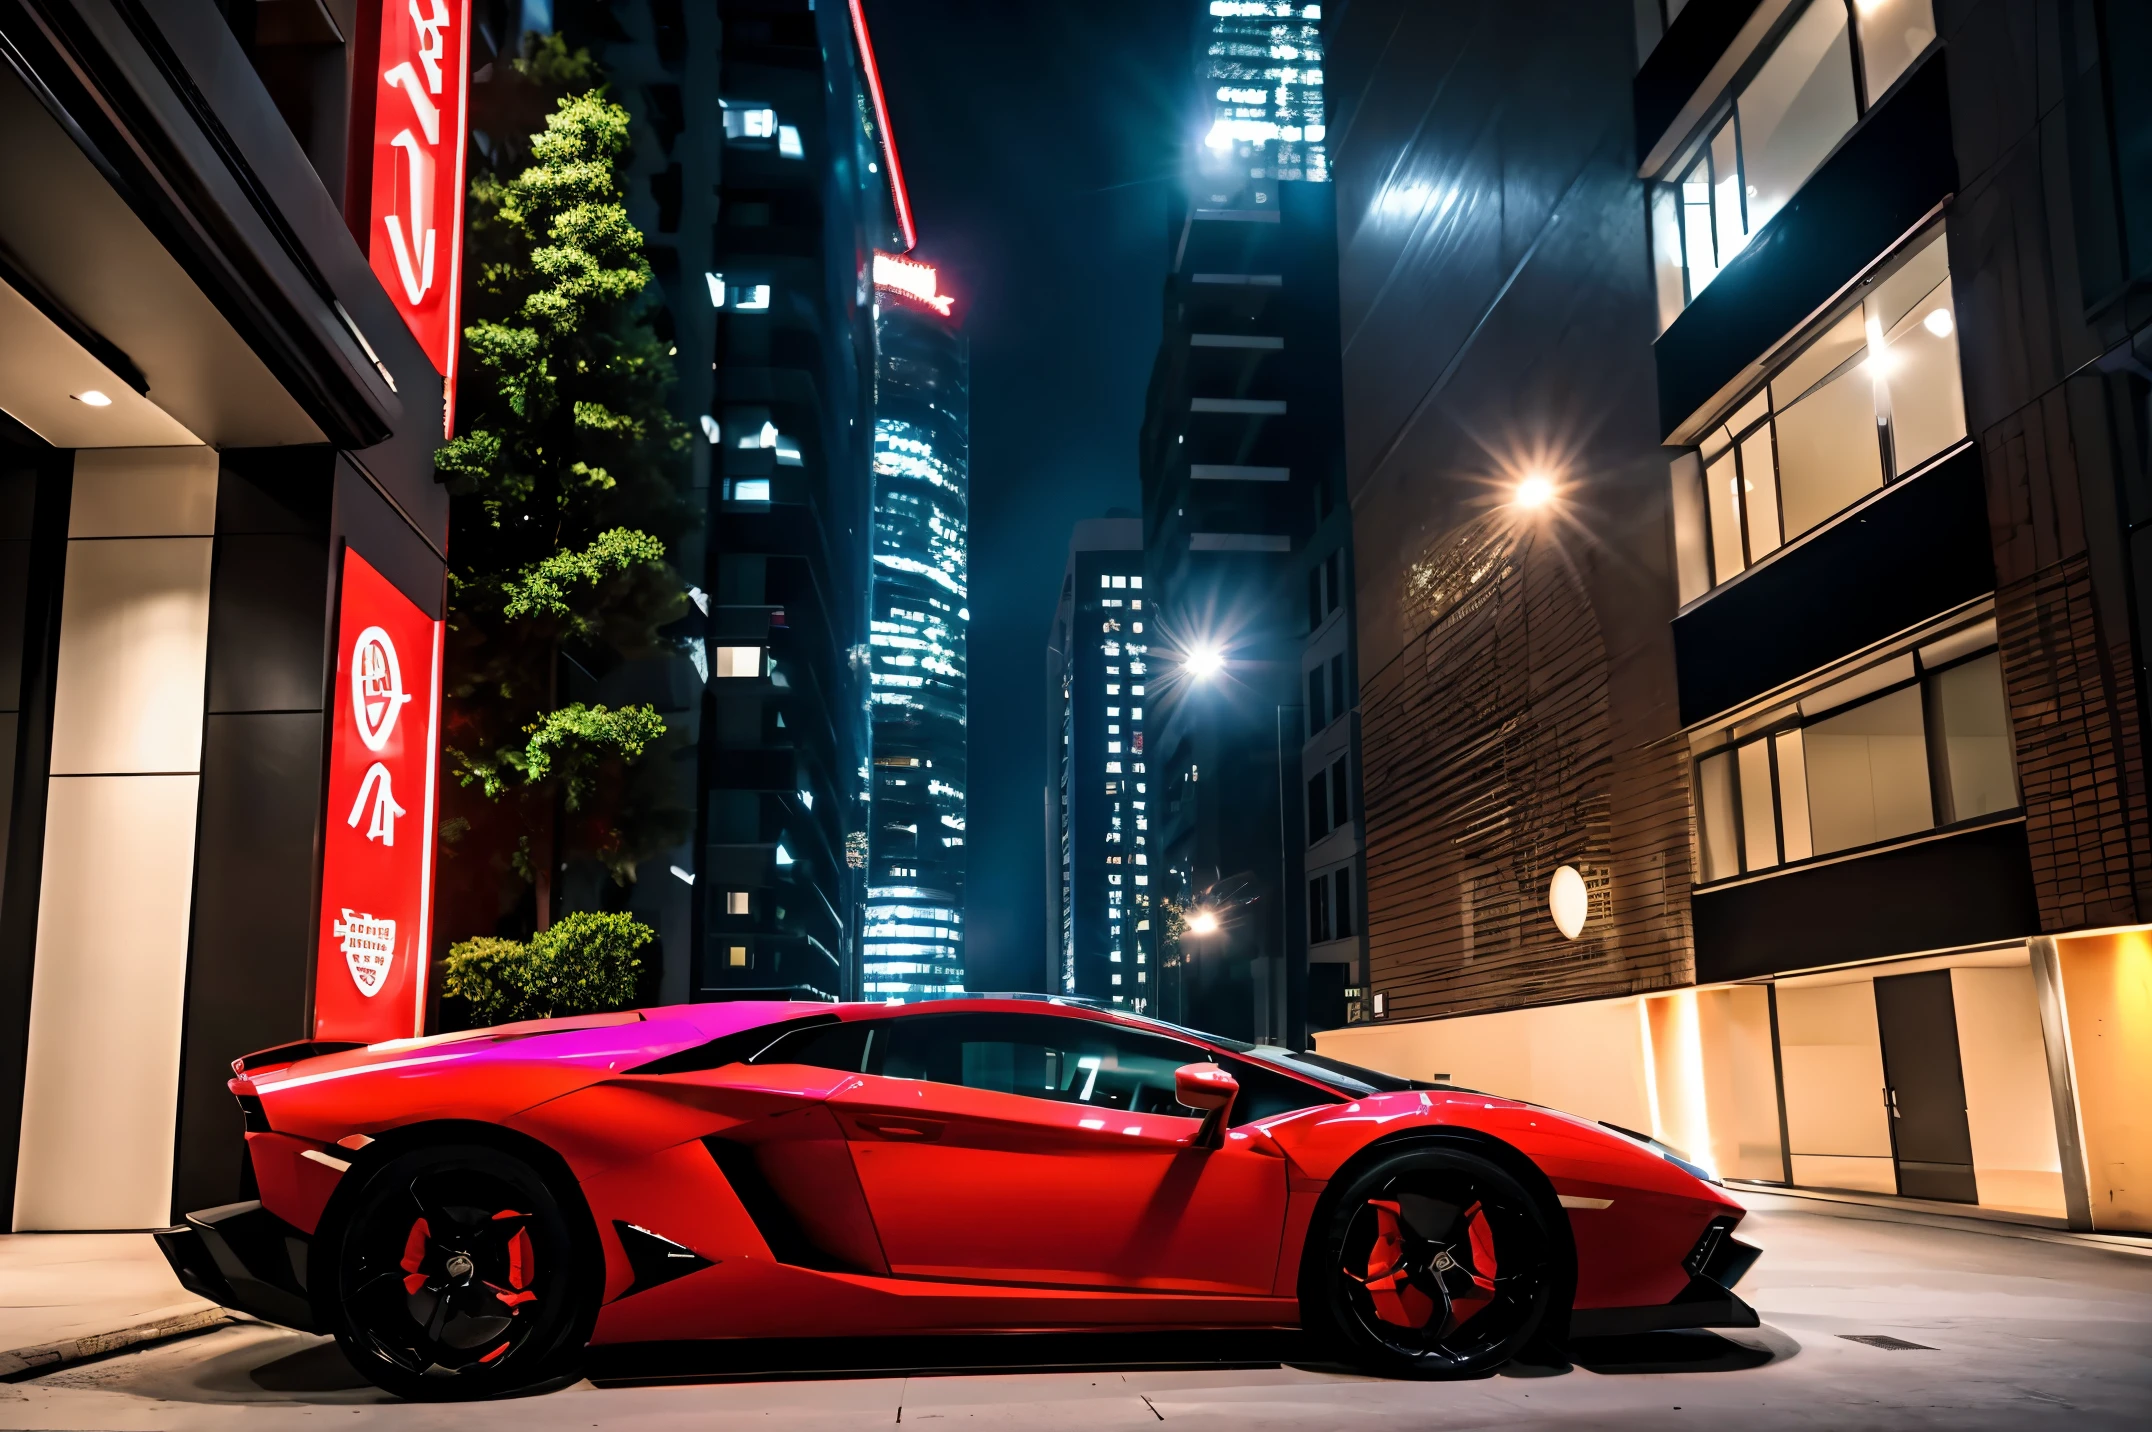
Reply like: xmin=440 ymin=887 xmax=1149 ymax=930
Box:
xmin=320 ymin=1143 xmax=595 ymax=1400
xmin=1303 ymin=1144 xmax=1556 ymax=1378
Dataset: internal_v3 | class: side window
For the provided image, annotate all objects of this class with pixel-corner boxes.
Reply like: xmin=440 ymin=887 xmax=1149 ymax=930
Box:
xmin=751 ymin=1019 xmax=872 ymax=1072
xmin=873 ymin=1012 xmax=1212 ymax=1117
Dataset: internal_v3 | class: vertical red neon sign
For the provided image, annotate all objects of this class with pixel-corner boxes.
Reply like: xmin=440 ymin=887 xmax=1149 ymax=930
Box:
xmin=365 ymin=0 xmax=473 ymax=437
xmin=315 ymin=550 xmax=443 ymax=1044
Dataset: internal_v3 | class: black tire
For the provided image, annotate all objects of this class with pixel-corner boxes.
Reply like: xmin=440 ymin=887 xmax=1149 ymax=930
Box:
xmin=1302 ymin=1144 xmax=1558 ymax=1378
xmin=319 ymin=1142 xmax=597 ymax=1400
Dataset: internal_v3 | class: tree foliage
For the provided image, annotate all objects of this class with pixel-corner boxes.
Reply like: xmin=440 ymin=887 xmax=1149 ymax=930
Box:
xmin=441 ymin=911 xmax=653 ymax=1027
xmin=438 ymin=36 xmax=694 ymax=911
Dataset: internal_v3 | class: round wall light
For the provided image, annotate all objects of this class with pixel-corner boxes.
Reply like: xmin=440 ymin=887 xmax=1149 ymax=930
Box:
xmin=73 ymin=390 xmax=112 ymax=407
xmin=1548 ymin=864 xmax=1588 ymax=940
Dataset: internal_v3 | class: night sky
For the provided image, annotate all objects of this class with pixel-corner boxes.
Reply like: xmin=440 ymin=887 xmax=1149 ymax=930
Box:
xmin=864 ymin=1 xmax=1195 ymax=991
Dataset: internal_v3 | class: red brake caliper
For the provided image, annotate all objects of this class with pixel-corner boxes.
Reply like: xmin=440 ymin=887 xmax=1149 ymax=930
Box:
xmin=400 ymin=1219 xmax=430 ymax=1294
xmin=1443 ymin=1200 xmax=1500 ymax=1328
xmin=488 ymin=1210 xmax=538 ymax=1311
xmin=1361 ymin=1200 xmax=1438 ymax=1328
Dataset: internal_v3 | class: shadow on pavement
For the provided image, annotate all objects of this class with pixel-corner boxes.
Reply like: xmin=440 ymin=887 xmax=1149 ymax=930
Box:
xmin=1568 ymin=1329 xmax=1784 ymax=1375
xmin=586 ymin=1330 xmax=1311 ymax=1386
xmin=248 ymin=1340 xmax=373 ymax=1393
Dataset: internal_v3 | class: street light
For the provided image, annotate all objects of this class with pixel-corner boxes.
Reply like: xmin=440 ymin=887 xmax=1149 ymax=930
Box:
xmin=1514 ymin=472 xmax=1555 ymax=508
xmin=1183 ymin=643 xmax=1225 ymax=681
xmin=1186 ymin=908 xmax=1220 ymax=935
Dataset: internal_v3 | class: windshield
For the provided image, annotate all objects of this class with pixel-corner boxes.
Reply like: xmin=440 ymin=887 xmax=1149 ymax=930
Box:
xmin=1106 ymin=1010 xmax=1460 ymax=1097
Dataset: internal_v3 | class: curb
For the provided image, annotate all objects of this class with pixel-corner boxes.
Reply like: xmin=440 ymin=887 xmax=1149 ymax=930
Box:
xmin=0 ymin=1306 xmax=232 ymax=1381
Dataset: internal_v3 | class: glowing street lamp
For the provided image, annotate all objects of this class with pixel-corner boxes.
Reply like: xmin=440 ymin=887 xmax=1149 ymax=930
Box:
xmin=1186 ymin=908 xmax=1221 ymax=936
xmin=1514 ymin=472 xmax=1555 ymax=509
xmin=1184 ymin=644 xmax=1226 ymax=681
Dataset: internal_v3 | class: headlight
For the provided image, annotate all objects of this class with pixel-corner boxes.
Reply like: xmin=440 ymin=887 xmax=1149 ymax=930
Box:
xmin=1600 ymin=1121 xmax=1721 ymax=1186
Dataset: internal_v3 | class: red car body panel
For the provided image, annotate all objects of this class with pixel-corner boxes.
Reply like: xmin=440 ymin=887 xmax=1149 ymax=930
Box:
xmin=220 ymin=999 xmax=1750 ymax=1345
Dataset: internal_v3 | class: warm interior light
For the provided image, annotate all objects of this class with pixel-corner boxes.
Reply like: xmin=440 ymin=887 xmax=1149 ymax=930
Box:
xmin=1922 ymin=307 xmax=1954 ymax=338
xmin=1514 ymin=473 xmax=1554 ymax=508
xmin=74 ymin=389 xmax=112 ymax=407
xmin=1183 ymin=644 xmax=1225 ymax=680
xmin=1187 ymin=909 xmax=1220 ymax=935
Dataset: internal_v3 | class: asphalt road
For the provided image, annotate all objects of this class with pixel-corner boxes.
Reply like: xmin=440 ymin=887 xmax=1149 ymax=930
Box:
xmin=4 ymin=1190 xmax=2149 ymax=1430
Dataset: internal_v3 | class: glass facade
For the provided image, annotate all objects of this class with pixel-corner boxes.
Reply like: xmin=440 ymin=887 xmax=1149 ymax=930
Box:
xmin=1199 ymin=2 xmax=1329 ymax=192
xmin=861 ymin=265 xmax=970 ymax=1001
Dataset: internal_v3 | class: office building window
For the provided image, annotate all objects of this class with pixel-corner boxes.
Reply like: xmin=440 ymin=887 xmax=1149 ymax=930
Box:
xmin=1696 ymin=225 xmax=1963 ymax=586
xmin=1307 ymin=768 xmax=1330 ymax=841
xmin=1655 ymin=0 xmax=1937 ymax=311
xmin=1308 ymin=666 xmax=1327 ymax=730
xmin=1333 ymin=867 xmax=1354 ymax=938
xmin=1330 ymin=756 xmax=1350 ymax=828
xmin=1330 ymin=654 xmax=1347 ymax=721
xmin=1308 ymin=566 xmax=1324 ymax=629
xmin=1308 ymin=874 xmax=1331 ymax=943
xmin=1692 ymin=626 xmax=2015 ymax=883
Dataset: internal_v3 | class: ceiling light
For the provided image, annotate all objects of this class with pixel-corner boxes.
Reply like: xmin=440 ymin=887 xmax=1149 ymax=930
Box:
xmin=1922 ymin=307 xmax=1954 ymax=338
xmin=74 ymin=390 xmax=112 ymax=407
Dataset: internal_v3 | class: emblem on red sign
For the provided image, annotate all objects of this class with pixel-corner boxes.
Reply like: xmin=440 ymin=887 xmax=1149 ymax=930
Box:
xmin=316 ymin=550 xmax=443 ymax=1042
xmin=365 ymin=0 xmax=472 ymax=437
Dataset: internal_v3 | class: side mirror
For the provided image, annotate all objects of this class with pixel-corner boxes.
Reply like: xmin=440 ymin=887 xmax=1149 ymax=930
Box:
xmin=1175 ymin=1062 xmax=1237 ymax=1148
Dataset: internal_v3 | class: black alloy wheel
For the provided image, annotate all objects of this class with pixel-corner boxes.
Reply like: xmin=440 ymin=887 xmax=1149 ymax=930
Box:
xmin=322 ymin=1143 xmax=595 ymax=1400
xmin=1304 ymin=1145 xmax=1557 ymax=1378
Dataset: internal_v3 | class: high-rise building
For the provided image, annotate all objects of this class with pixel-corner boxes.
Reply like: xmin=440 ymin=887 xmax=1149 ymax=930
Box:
xmin=561 ymin=0 xmax=914 ymax=1002
xmin=1315 ymin=0 xmax=2152 ymax=1237
xmin=862 ymin=254 xmax=970 ymax=1001
xmin=1045 ymin=520 xmax=1155 ymax=1010
xmin=1138 ymin=0 xmax=1351 ymax=1044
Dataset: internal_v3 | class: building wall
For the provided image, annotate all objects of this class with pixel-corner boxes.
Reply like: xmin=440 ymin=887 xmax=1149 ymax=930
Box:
xmin=1331 ymin=0 xmax=1692 ymax=1023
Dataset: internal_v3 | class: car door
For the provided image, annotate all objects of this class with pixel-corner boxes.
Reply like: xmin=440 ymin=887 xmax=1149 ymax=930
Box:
xmin=828 ymin=1010 xmax=1290 ymax=1294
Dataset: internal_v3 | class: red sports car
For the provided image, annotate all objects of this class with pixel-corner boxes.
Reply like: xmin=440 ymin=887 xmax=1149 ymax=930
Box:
xmin=157 ymin=996 xmax=1760 ymax=1399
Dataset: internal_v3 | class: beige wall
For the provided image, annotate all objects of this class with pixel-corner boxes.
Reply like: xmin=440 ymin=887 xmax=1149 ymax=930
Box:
xmin=1317 ymin=994 xmax=1656 ymax=1134
xmin=1952 ymin=964 xmax=2064 ymax=1217
xmin=2054 ymin=930 xmax=2152 ymax=1232
xmin=12 ymin=448 xmax=215 ymax=1231
xmin=1774 ymin=978 xmax=1895 ymax=1193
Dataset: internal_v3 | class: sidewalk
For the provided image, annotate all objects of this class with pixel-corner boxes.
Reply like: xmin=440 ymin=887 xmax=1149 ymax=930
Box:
xmin=0 ymin=1232 xmax=226 ymax=1379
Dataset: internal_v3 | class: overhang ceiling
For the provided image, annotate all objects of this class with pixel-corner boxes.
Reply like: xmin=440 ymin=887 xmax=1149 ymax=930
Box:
xmin=0 ymin=60 xmax=324 ymax=449
xmin=0 ymin=272 xmax=200 ymax=447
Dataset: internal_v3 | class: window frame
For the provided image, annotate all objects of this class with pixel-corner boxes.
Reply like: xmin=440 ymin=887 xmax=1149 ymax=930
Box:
xmin=1691 ymin=220 xmax=1963 ymax=590
xmin=1657 ymin=0 xmax=1936 ymax=311
xmin=1691 ymin=638 xmax=2019 ymax=888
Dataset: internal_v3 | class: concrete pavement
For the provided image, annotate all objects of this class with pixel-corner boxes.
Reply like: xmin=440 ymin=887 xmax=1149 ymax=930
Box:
xmin=3 ymin=1189 xmax=2148 ymax=1428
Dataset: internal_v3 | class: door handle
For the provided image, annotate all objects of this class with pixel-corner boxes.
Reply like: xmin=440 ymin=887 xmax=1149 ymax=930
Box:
xmin=856 ymin=1114 xmax=944 ymax=1141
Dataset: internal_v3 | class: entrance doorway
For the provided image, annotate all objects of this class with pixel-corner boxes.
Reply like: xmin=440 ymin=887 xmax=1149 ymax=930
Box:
xmin=1873 ymin=971 xmax=1977 ymax=1203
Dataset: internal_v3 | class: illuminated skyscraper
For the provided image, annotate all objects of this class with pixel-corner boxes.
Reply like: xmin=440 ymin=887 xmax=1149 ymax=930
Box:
xmin=1045 ymin=520 xmax=1154 ymax=1011
xmin=1140 ymin=0 xmax=1352 ymax=1043
xmin=861 ymin=255 xmax=970 ymax=1001
xmin=1198 ymin=1 xmax=1328 ymax=192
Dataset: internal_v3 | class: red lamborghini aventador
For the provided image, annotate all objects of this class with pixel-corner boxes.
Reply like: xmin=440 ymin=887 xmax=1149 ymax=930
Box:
xmin=157 ymin=996 xmax=1761 ymax=1399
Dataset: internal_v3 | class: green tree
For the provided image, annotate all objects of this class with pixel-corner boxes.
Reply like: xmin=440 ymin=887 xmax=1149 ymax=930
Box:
xmin=441 ymin=911 xmax=653 ymax=1027
xmin=437 ymin=37 xmax=694 ymax=930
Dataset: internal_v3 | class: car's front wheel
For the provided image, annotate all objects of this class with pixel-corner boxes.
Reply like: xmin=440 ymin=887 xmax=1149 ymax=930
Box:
xmin=319 ymin=1142 xmax=596 ymax=1400
xmin=1303 ymin=1143 xmax=1557 ymax=1378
